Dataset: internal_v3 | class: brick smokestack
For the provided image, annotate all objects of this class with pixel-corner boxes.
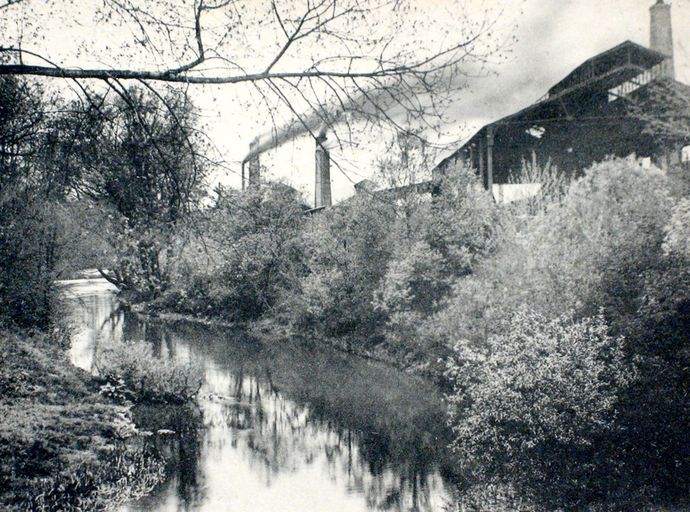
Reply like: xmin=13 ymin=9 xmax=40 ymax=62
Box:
xmin=650 ymin=0 xmax=675 ymax=79
xmin=247 ymin=138 xmax=261 ymax=189
xmin=314 ymin=134 xmax=332 ymax=208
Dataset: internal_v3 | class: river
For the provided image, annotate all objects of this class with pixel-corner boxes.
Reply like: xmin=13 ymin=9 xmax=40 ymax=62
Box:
xmin=60 ymin=278 xmax=456 ymax=512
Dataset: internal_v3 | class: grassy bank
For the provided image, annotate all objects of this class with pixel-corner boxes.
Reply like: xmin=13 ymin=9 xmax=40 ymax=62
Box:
xmin=0 ymin=328 xmax=165 ymax=511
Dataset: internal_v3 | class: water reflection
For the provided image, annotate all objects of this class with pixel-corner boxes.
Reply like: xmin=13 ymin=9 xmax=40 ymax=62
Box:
xmin=58 ymin=277 xmax=120 ymax=372
xmin=62 ymin=279 xmax=455 ymax=512
xmin=132 ymin=404 xmax=206 ymax=510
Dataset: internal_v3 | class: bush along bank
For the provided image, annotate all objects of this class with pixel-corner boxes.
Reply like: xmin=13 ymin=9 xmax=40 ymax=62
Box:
xmin=95 ymin=339 xmax=203 ymax=405
xmin=0 ymin=328 xmax=168 ymax=511
xmin=443 ymin=159 xmax=690 ymax=510
xmin=142 ymin=164 xmax=500 ymax=386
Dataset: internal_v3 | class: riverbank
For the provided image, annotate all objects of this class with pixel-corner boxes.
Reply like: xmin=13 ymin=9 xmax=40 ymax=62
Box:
xmin=0 ymin=327 xmax=164 ymax=511
xmin=57 ymin=278 xmax=690 ymax=512
xmin=130 ymin=301 xmax=441 ymax=385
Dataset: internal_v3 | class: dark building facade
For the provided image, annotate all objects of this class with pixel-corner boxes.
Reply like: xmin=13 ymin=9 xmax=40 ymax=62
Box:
xmin=436 ymin=0 xmax=689 ymax=190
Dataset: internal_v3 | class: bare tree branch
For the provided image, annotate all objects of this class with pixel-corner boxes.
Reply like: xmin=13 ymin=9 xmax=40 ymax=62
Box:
xmin=0 ymin=0 xmax=22 ymax=10
xmin=0 ymin=0 xmax=505 ymax=158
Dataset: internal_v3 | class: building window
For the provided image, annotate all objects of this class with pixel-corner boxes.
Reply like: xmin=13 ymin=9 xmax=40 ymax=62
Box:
xmin=526 ymin=126 xmax=546 ymax=139
xmin=608 ymin=68 xmax=656 ymax=102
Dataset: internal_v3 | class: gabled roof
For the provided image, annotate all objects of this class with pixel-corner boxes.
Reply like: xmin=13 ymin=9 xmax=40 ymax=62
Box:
xmin=436 ymin=41 xmax=669 ymax=170
xmin=547 ymin=40 xmax=666 ymax=97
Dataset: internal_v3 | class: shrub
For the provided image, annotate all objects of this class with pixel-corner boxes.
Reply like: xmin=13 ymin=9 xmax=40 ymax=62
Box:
xmin=663 ymin=197 xmax=690 ymax=258
xmin=529 ymin=157 xmax=672 ymax=323
xmin=96 ymin=340 xmax=203 ymax=404
xmin=430 ymin=157 xmax=674 ymax=351
xmin=281 ymin=192 xmax=397 ymax=343
xmin=610 ymin=202 xmax=690 ymax=499
xmin=367 ymin=167 xmax=498 ymax=375
xmin=422 ymin=166 xmax=500 ymax=272
xmin=24 ymin=446 xmax=164 ymax=512
xmin=164 ymin=183 xmax=306 ymax=321
xmin=447 ymin=310 xmax=632 ymax=508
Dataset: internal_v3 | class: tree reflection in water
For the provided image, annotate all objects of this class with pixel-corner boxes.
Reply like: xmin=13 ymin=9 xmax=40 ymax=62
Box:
xmin=63 ymin=283 xmax=455 ymax=512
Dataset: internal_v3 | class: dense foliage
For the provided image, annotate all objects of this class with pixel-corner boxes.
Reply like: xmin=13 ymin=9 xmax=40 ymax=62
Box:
xmin=443 ymin=158 xmax=689 ymax=509
xmin=149 ymin=150 xmax=690 ymax=508
xmin=96 ymin=338 xmax=203 ymax=404
xmin=0 ymin=77 xmax=207 ymax=325
xmin=0 ymin=77 xmax=56 ymax=328
xmin=150 ymin=160 xmax=499 ymax=387
xmin=156 ymin=153 xmax=688 ymax=511
xmin=156 ymin=183 xmax=307 ymax=321
xmin=447 ymin=311 xmax=632 ymax=507
xmin=150 ymin=151 xmax=688 ymax=509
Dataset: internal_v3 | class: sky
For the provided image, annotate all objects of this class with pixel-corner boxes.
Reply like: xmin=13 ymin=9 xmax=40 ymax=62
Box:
xmin=2 ymin=0 xmax=689 ymax=204
xmin=443 ymin=0 xmax=690 ymax=129
xmin=208 ymin=0 xmax=690 ymax=203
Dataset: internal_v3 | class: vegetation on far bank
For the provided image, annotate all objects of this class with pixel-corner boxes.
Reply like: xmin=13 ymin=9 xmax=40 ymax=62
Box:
xmin=154 ymin=153 xmax=689 ymax=510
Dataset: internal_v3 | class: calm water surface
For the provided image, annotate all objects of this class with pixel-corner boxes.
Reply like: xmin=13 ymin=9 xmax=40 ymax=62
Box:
xmin=61 ymin=278 xmax=456 ymax=512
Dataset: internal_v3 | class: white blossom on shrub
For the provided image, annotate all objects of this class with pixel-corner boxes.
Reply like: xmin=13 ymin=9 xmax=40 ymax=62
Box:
xmin=663 ymin=197 xmax=690 ymax=259
xmin=96 ymin=340 xmax=203 ymax=404
xmin=447 ymin=310 xmax=633 ymax=489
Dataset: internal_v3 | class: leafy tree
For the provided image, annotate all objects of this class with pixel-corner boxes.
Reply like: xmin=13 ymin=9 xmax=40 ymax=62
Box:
xmin=627 ymin=79 xmax=690 ymax=194
xmin=285 ymin=192 xmax=397 ymax=343
xmin=377 ymin=240 xmax=448 ymax=319
xmin=49 ymin=86 xmax=208 ymax=299
xmin=434 ymin=157 xmax=672 ymax=354
xmin=0 ymin=76 xmax=57 ymax=328
xmin=374 ymin=166 xmax=499 ymax=371
xmin=534 ymin=158 xmax=672 ymax=326
xmin=162 ymin=182 xmax=307 ymax=321
xmin=209 ymin=183 xmax=306 ymax=320
xmin=629 ymin=78 xmax=690 ymax=145
xmin=421 ymin=166 xmax=500 ymax=275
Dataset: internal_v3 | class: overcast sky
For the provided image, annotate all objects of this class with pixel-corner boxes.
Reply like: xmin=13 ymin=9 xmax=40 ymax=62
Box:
xmin=203 ymin=0 xmax=690 ymax=202
xmin=3 ymin=0 xmax=688 ymax=202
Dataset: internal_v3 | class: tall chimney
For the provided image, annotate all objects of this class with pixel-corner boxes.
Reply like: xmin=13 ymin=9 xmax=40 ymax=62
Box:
xmin=314 ymin=134 xmax=332 ymax=208
xmin=650 ymin=0 xmax=675 ymax=79
xmin=247 ymin=139 xmax=261 ymax=189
